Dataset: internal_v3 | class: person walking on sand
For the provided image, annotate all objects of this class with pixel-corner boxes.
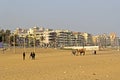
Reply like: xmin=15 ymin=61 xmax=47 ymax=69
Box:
xmin=33 ymin=52 xmax=35 ymax=60
xmin=93 ymin=50 xmax=96 ymax=55
xmin=30 ymin=52 xmax=36 ymax=60
xmin=23 ymin=52 xmax=26 ymax=60
xmin=30 ymin=52 xmax=33 ymax=59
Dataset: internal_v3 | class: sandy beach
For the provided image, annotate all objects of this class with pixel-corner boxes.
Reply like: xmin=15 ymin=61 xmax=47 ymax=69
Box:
xmin=0 ymin=48 xmax=120 ymax=80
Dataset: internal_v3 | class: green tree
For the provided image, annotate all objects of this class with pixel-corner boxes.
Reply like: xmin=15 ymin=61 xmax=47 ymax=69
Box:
xmin=0 ymin=29 xmax=5 ymax=43
xmin=5 ymin=30 xmax=11 ymax=44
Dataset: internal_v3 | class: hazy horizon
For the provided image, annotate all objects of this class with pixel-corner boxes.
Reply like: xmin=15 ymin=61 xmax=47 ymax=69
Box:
xmin=0 ymin=0 xmax=120 ymax=36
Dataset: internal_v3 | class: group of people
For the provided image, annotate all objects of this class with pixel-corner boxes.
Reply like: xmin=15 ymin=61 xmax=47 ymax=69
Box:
xmin=30 ymin=52 xmax=36 ymax=60
xmin=23 ymin=52 xmax=36 ymax=60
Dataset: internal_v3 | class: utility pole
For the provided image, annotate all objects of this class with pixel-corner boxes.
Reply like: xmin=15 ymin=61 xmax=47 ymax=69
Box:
xmin=14 ymin=34 xmax=16 ymax=54
xmin=24 ymin=36 xmax=26 ymax=53
xmin=2 ymin=34 xmax=4 ymax=54
xmin=117 ymin=37 xmax=120 ymax=51
xmin=9 ymin=35 xmax=11 ymax=49
xmin=34 ymin=29 xmax=36 ymax=53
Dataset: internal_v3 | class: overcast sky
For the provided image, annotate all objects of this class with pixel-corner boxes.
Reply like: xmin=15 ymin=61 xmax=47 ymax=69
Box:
xmin=0 ymin=0 xmax=120 ymax=36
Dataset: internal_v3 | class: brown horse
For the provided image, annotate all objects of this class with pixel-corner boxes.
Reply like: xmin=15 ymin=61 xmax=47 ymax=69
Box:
xmin=76 ymin=48 xmax=85 ymax=56
xmin=72 ymin=48 xmax=85 ymax=56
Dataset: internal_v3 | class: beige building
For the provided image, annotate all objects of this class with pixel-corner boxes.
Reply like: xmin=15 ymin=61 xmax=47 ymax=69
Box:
xmin=109 ymin=32 xmax=118 ymax=47
xmin=81 ymin=32 xmax=93 ymax=46
xmin=92 ymin=35 xmax=99 ymax=46
xmin=14 ymin=27 xmax=120 ymax=48
xmin=43 ymin=30 xmax=56 ymax=44
xmin=55 ymin=29 xmax=70 ymax=47
xmin=72 ymin=32 xmax=85 ymax=46
xmin=27 ymin=27 xmax=56 ymax=47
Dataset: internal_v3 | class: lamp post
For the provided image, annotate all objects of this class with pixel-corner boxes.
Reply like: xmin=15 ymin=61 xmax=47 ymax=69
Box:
xmin=2 ymin=33 xmax=4 ymax=54
xmin=34 ymin=36 xmax=36 ymax=53
xmin=23 ymin=36 xmax=26 ymax=53
xmin=117 ymin=37 xmax=120 ymax=51
xmin=33 ymin=30 xmax=36 ymax=53
xmin=9 ymin=35 xmax=11 ymax=49
xmin=14 ymin=34 xmax=16 ymax=54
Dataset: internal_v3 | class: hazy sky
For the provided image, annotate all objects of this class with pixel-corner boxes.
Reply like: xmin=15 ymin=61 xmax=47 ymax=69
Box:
xmin=0 ymin=0 xmax=120 ymax=36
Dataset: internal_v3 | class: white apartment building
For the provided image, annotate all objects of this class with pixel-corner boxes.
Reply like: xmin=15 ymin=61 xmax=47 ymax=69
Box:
xmin=43 ymin=30 xmax=56 ymax=44
xmin=14 ymin=27 xmax=119 ymax=48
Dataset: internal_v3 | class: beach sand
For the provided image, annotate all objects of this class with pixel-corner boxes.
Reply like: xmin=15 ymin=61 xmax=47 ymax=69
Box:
xmin=0 ymin=48 xmax=120 ymax=80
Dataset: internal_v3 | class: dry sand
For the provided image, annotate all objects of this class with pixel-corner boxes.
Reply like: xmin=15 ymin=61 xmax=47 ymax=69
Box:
xmin=0 ymin=48 xmax=120 ymax=80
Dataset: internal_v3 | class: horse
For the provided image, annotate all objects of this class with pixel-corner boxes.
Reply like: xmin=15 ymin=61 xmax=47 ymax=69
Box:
xmin=72 ymin=49 xmax=77 ymax=56
xmin=72 ymin=48 xmax=85 ymax=56
xmin=0 ymin=48 xmax=7 ymax=51
xmin=76 ymin=48 xmax=85 ymax=56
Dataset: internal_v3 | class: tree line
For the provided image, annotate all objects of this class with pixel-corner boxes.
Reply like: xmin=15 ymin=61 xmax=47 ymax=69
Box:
xmin=0 ymin=29 xmax=48 ymax=47
xmin=0 ymin=29 xmax=15 ymax=46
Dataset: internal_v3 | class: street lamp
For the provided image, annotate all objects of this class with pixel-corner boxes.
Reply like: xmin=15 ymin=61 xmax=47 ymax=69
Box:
xmin=2 ymin=33 xmax=4 ymax=54
xmin=117 ymin=37 xmax=120 ymax=51
xmin=34 ymin=36 xmax=36 ymax=53
xmin=23 ymin=36 xmax=26 ymax=53
xmin=33 ymin=30 xmax=36 ymax=53
xmin=14 ymin=34 xmax=16 ymax=54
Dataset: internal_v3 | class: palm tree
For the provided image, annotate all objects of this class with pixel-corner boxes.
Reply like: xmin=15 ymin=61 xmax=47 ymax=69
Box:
xmin=5 ymin=30 xmax=11 ymax=44
xmin=0 ymin=29 xmax=5 ymax=42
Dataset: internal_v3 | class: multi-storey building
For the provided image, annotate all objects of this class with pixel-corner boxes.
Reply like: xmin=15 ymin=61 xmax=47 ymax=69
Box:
xmin=92 ymin=33 xmax=119 ymax=48
xmin=109 ymin=32 xmax=118 ymax=47
xmin=55 ymin=29 xmax=70 ymax=47
xmin=27 ymin=27 xmax=56 ymax=47
xmin=92 ymin=35 xmax=99 ymax=46
xmin=72 ymin=32 xmax=85 ymax=46
xmin=97 ymin=34 xmax=111 ymax=48
xmin=81 ymin=32 xmax=93 ymax=46
xmin=43 ymin=29 xmax=56 ymax=44
xmin=13 ymin=27 xmax=120 ymax=48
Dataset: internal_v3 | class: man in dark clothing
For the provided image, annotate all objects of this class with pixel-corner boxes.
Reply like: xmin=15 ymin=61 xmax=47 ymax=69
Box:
xmin=23 ymin=52 xmax=26 ymax=60
xmin=93 ymin=50 xmax=96 ymax=55
xmin=32 ymin=52 xmax=35 ymax=60
xmin=30 ymin=52 xmax=35 ymax=60
xmin=30 ymin=52 xmax=33 ymax=59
